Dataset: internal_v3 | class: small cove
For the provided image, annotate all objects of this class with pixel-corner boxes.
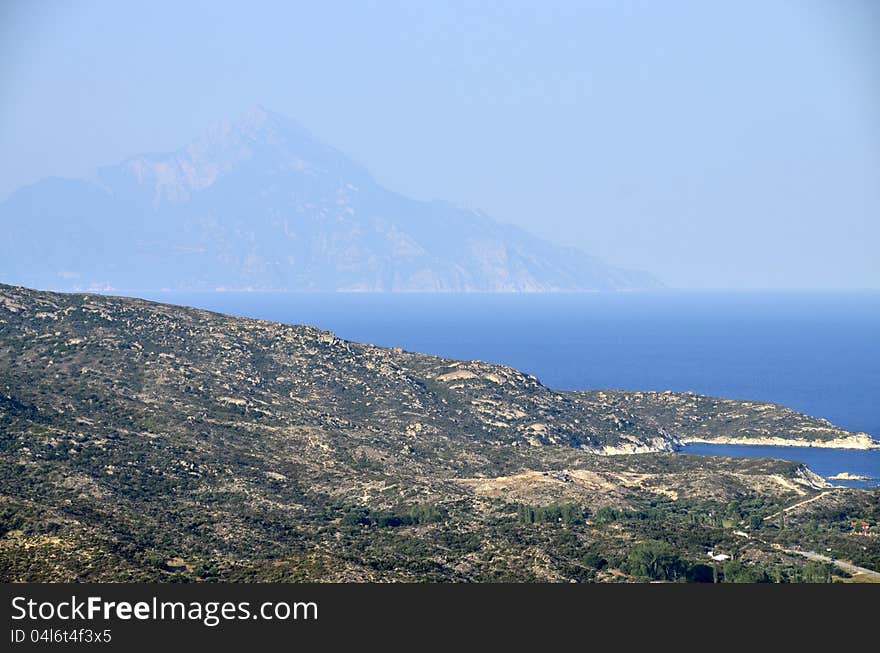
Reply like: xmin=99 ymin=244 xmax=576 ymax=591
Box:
xmin=681 ymin=443 xmax=880 ymax=488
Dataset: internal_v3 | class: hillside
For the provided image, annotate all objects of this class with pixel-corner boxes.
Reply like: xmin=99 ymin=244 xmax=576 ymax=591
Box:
xmin=0 ymin=107 xmax=659 ymax=293
xmin=1 ymin=284 xmax=877 ymax=582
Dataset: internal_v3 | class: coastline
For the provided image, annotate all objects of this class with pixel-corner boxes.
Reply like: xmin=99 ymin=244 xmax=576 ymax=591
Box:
xmin=599 ymin=433 xmax=880 ymax=455
xmin=678 ymin=434 xmax=880 ymax=451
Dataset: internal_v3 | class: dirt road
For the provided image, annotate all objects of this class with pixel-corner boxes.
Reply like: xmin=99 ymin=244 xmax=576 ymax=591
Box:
xmin=782 ymin=547 xmax=880 ymax=581
xmin=763 ymin=491 xmax=833 ymax=522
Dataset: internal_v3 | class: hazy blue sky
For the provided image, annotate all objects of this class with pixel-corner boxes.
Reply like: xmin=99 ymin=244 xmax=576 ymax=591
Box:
xmin=1 ymin=0 xmax=878 ymax=289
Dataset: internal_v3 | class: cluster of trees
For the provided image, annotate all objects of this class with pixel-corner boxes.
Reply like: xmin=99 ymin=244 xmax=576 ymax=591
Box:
xmin=516 ymin=503 xmax=585 ymax=525
xmin=592 ymin=506 xmax=666 ymax=524
xmin=622 ymin=541 xmax=837 ymax=583
xmin=624 ymin=541 xmax=688 ymax=581
xmin=718 ymin=560 xmax=770 ymax=583
xmin=341 ymin=503 xmax=447 ymax=528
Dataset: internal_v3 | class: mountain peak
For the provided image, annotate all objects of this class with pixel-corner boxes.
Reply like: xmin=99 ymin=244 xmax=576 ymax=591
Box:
xmin=240 ymin=103 xmax=283 ymax=127
xmin=223 ymin=104 xmax=310 ymax=141
xmin=101 ymin=106 xmax=361 ymax=204
xmin=244 ymin=103 xmax=272 ymax=121
xmin=198 ymin=104 xmax=309 ymax=152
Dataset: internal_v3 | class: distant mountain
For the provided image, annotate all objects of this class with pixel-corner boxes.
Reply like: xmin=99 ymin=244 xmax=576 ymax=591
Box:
xmin=0 ymin=106 xmax=661 ymax=292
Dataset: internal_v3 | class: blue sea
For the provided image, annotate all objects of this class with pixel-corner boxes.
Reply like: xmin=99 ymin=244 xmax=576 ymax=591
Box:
xmin=682 ymin=444 xmax=879 ymax=489
xmin=131 ymin=290 xmax=880 ymax=486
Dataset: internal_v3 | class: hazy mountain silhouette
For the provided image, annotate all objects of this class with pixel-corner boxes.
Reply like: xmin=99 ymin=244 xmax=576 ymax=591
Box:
xmin=0 ymin=106 xmax=661 ymax=292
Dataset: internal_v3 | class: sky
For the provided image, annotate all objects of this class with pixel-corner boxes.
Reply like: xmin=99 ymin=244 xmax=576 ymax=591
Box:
xmin=1 ymin=0 xmax=878 ymax=289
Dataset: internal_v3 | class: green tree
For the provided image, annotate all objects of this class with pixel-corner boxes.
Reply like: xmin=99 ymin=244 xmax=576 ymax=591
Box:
xmin=686 ymin=563 xmax=714 ymax=583
xmin=802 ymin=561 xmax=833 ymax=584
xmin=721 ymin=560 xmax=770 ymax=583
xmin=625 ymin=541 xmax=686 ymax=581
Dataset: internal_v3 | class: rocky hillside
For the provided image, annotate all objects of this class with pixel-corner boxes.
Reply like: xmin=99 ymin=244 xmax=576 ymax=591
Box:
xmin=1 ymin=284 xmax=877 ymax=582
xmin=0 ymin=107 xmax=659 ymax=293
xmin=0 ymin=284 xmax=864 ymax=458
